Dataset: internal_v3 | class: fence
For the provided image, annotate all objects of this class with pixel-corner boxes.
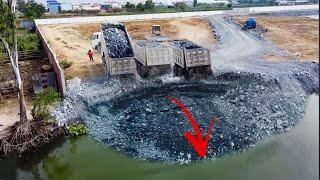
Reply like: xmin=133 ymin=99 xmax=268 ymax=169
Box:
xmin=36 ymin=25 xmax=66 ymax=96
xmin=34 ymin=5 xmax=318 ymax=25
xmin=0 ymin=50 xmax=45 ymax=63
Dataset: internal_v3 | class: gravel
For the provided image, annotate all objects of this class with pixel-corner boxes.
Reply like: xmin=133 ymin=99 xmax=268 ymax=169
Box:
xmin=172 ymin=39 xmax=201 ymax=49
xmin=103 ymin=27 xmax=133 ymax=58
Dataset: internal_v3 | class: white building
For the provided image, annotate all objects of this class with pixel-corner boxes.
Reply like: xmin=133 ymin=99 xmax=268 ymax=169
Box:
xmin=80 ymin=3 xmax=101 ymax=11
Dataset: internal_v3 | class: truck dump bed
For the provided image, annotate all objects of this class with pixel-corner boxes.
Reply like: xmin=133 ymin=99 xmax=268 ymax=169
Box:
xmin=172 ymin=39 xmax=211 ymax=68
xmin=101 ymin=22 xmax=136 ymax=75
xmin=133 ymin=40 xmax=172 ymax=67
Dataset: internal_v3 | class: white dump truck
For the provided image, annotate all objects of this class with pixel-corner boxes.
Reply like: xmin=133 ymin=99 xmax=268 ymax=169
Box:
xmin=133 ymin=40 xmax=172 ymax=77
xmin=172 ymin=39 xmax=212 ymax=75
xmin=93 ymin=22 xmax=136 ymax=76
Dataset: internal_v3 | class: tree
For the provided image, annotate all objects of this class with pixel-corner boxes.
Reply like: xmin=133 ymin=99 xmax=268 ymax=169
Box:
xmin=175 ymin=2 xmax=187 ymax=12
xmin=144 ymin=0 xmax=154 ymax=11
xmin=193 ymin=0 xmax=197 ymax=7
xmin=124 ymin=2 xmax=135 ymax=11
xmin=136 ymin=3 xmax=144 ymax=12
xmin=19 ymin=0 xmax=46 ymax=19
xmin=0 ymin=0 xmax=28 ymax=123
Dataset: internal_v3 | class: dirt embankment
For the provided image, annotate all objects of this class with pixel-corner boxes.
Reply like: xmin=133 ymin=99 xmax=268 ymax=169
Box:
xmin=38 ymin=17 xmax=216 ymax=79
xmin=233 ymin=16 xmax=319 ymax=62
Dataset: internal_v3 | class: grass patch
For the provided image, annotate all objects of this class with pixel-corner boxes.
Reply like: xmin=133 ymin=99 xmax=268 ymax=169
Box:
xmin=66 ymin=123 xmax=89 ymax=136
xmin=0 ymin=101 xmax=6 ymax=109
xmin=32 ymin=87 xmax=60 ymax=122
xmin=59 ymin=60 xmax=73 ymax=69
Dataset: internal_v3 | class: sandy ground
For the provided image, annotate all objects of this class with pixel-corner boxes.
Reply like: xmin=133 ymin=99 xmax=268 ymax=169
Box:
xmin=38 ymin=17 xmax=216 ymax=79
xmin=125 ymin=17 xmax=216 ymax=50
xmin=0 ymin=98 xmax=33 ymax=133
xmin=39 ymin=24 xmax=104 ymax=79
xmin=233 ymin=16 xmax=319 ymax=62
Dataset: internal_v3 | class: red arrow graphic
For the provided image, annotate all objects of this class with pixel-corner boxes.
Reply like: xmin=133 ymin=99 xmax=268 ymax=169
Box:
xmin=166 ymin=96 xmax=215 ymax=158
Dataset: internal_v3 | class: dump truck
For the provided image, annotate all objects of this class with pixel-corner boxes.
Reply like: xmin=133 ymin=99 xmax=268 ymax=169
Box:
xmin=91 ymin=32 xmax=102 ymax=52
xmin=133 ymin=40 xmax=172 ymax=77
xmin=172 ymin=39 xmax=212 ymax=76
xmin=100 ymin=22 xmax=136 ymax=76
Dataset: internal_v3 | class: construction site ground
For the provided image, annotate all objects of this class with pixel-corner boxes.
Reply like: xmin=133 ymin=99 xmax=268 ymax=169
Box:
xmin=232 ymin=16 xmax=319 ymax=62
xmin=38 ymin=17 xmax=216 ymax=79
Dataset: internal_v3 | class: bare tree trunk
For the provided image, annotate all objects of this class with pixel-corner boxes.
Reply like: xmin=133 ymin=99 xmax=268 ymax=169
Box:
xmin=0 ymin=37 xmax=28 ymax=123
xmin=4 ymin=0 xmax=28 ymax=123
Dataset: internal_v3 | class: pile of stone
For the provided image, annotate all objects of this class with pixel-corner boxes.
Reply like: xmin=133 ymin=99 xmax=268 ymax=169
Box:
xmin=172 ymin=39 xmax=200 ymax=49
xmin=103 ymin=28 xmax=133 ymax=58
xmin=136 ymin=40 xmax=165 ymax=48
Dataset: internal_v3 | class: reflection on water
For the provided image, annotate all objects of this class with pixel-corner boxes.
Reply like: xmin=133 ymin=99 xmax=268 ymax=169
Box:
xmin=0 ymin=95 xmax=318 ymax=179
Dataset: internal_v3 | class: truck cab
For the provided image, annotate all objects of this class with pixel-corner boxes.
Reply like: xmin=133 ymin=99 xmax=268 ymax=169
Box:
xmin=91 ymin=32 xmax=102 ymax=52
xmin=152 ymin=25 xmax=161 ymax=36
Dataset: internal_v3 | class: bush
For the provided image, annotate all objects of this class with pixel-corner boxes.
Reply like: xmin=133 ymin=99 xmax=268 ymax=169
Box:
xmin=59 ymin=60 xmax=73 ymax=69
xmin=19 ymin=0 xmax=46 ymax=19
xmin=144 ymin=0 xmax=155 ymax=11
xmin=136 ymin=3 xmax=145 ymax=12
xmin=175 ymin=2 xmax=187 ymax=12
xmin=17 ymin=33 xmax=41 ymax=51
xmin=66 ymin=123 xmax=89 ymax=136
xmin=32 ymin=87 xmax=60 ymax=122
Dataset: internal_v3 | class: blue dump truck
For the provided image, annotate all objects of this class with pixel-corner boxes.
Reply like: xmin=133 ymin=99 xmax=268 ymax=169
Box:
xmin=242 ymin=17 xmax=256 ymax=30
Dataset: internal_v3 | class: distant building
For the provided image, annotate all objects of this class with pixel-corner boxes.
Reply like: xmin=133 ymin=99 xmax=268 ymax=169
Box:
xmin=47 ymin=0 xmax=61 ymax=13
xmin=80 ymin=3 xmax=101 ymax=11
xmin=47 ymin=0 xmax=73 ymax=13
xmin=72 ymin=4 xmax=81 ymax=10
xmin=60 ymin=3 xmax=73 ymax=11
xmin=101 ymin=1 xmax=122 ymax=10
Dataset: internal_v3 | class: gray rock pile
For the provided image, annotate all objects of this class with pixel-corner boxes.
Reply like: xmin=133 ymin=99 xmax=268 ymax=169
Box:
xmin=103 ymin=28 xmax=133 ymax=58
xmin=172 ymin=39 xmax=200 ymax=49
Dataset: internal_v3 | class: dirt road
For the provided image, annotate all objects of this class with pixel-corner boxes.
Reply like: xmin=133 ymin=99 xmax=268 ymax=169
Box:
xmin=209 ymin=17 xmax=264 ymax=71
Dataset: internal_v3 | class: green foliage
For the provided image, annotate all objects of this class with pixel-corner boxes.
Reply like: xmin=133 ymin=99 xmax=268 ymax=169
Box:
xmin=32 ymin=87 xmax=60 ymax=122
xmin=17 ymin=33 xmax=41 ymax=51
xmin=59 ymin=60 xmax=73 ymax=69
xmin=144 ymin=0 xmax=155 ymax=11
xmin=124 ymin=2 xmax=135 ymax=11
xmin=175 ymin=2 xmax=187 ymax=12
xmin=66 ymin=123 xmax=89 ymax=136
xmin=0 ymin=0 xmax=15 ymax=46
xmin=193 ymin=0 xmax=198 ymax=7
xmin=136 ymin=3 xmax=144 ymax=12
xmin=19 ymin=0 xmax=46 ymax=19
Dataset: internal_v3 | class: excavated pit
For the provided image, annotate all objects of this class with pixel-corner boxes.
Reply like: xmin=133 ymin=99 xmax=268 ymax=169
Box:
xmin=54 ymin=62 xmax=318 ymax=163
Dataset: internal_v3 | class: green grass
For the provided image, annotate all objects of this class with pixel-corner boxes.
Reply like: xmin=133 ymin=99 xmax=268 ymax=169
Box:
xmin=59 ymin=60 xmax=73 ymax=69
xmin=0 ymin=101 xmax=6 ymax=109
xmin=32 ymin=87 xmax=61 ymax=122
